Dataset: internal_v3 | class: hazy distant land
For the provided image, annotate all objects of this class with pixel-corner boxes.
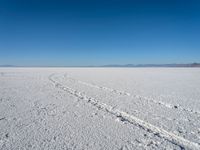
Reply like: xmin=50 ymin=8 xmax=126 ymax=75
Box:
xmin=0 ymin=63 xmax=200 ymax=68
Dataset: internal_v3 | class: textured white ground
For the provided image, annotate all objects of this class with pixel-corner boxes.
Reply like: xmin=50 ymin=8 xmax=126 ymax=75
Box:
xmin=0 ymin=68 xmax=200 ymax=150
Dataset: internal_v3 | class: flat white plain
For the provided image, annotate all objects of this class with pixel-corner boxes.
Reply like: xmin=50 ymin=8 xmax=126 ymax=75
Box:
xmin=0 ymin=68 xmax=200 ymax=150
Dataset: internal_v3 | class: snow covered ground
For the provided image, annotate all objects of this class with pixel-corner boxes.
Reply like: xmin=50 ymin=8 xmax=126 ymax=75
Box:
xmin=0 ymin=68 xmax=200 ymax=150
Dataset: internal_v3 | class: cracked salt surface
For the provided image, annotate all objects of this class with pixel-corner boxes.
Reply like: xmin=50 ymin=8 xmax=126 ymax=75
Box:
xmin=0 ymin=68 xmax=200 ymax=149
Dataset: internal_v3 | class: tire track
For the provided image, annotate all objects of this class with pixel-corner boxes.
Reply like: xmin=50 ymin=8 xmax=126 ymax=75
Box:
xmin=64 ymin=73 xmax=200 ymax=116
xmin=63 ymin=73 xmax=130 ymax=96
xmin=49 ymin=73 xmax=200 ymax=150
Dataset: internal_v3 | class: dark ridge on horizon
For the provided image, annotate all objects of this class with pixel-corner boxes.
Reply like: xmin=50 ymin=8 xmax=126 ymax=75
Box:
xmin=0 ymin=65 xmax=16 ymax=67
xmin=0 ymin=63 xmax=200 ymax=68
xmin=102 ymin=63 xmax=200 ymax=67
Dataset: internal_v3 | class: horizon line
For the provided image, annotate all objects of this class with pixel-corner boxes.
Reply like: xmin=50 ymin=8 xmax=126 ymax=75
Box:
xmin=0 ymin=63 xmax=200 ymax=68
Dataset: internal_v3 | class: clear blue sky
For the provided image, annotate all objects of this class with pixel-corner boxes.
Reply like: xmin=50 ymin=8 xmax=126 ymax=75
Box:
xmin=0 ymin=0 xmax=200 ymax=66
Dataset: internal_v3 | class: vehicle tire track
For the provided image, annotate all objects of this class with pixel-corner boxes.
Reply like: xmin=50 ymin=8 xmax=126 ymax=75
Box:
xmin=64 ymin=73 xmax=200 ymax=116
xmin=63 ymin=73 xmax=130 ymax=96
xmin=49 ymin=73 xmax=200 ymax=150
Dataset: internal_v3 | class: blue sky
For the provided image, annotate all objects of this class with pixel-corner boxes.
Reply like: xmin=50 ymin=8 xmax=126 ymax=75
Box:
xmin=0 ymin=0 xmax=200 ymax=66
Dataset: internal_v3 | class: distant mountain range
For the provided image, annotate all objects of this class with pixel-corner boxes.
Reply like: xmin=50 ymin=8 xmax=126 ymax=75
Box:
xmin=102 ymin=63 xmax=200 ymax=67
xmin=0 ymin=63 xmax=200 ymax=67
xmin=0 ymin=65 xmax=16 ymax=67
